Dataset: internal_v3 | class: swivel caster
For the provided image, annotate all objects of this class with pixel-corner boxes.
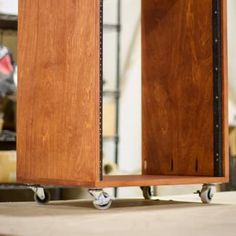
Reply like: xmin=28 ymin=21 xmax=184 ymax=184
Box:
xmin=141 ymin=186 xmax=154 ymax=200
xmin=89 ymin=189 xmax=112 ymax=210
xmin=198 ymin=184 xmax=216 ymax=204
xmin=30 ymin=187 xmax=51 ymax=204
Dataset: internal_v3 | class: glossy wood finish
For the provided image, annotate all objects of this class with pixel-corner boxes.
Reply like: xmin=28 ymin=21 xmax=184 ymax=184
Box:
xmin=97 ymin=175 xmax=228 ymax=188
xmin=17 ymin=0 xmax=228 ymax=188
xmin=221 ymin=0 xmax=229 ymax=179
xmin=142 ymin=0 xmax=227 ymax=177
xmin=17 ymin=175 xmax=228 ymax=188
xmin=17 ymin=0 xmax=100 ymax=186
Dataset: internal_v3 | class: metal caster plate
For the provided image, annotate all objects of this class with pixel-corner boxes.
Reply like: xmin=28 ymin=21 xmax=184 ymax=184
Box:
xmin=89 ymin=189 xmax=112 ymax=210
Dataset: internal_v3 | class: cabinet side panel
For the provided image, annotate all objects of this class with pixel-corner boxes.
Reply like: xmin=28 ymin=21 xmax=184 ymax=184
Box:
xmin=142 ymin=0 xmax=215 ymax=176
xmin=17 ymin=0 xmax=100 ymax=185
xmin=221 ymin=0 xmax=229 ymax=179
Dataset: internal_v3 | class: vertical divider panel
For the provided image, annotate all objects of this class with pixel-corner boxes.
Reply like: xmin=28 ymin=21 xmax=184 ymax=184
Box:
xmin=17 ymin=0 xmax=101 ymax=186
xmin=142 ymin=0 xmax=227 ymax=176
xmin=220 ymin=0 xmax=229 ymax=179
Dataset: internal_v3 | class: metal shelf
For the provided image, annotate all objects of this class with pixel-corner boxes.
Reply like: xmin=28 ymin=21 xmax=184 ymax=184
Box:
xmin=0 ymin=13 xmax=17 ymax=30
xmin=103 ymin=24 xmax=121 ymax=32
xmin=103 ymin=135 xmax=119 ymax=142
xmin=103 ymin=90 xmax=120 ymax=98
xmin=0 ymin=141 xmax=16 ymax=151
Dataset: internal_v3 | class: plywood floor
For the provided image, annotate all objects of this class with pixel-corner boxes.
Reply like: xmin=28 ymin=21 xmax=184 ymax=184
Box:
xmin=0 ymin=192 xmax=236 ymax=236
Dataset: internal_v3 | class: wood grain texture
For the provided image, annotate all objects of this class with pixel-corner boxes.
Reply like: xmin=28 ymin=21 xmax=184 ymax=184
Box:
xmin=17 ymin=175 xmax=228 ymax=188
xmin=142 ymin=0 xmax=222 ymax=176
xmin=221 ymin=0 xmax=229 ymax=180
xmin=17 ymin=0 xmax=100 ymax=185
xmin=97 ymin=175 xmax=228 ymax=188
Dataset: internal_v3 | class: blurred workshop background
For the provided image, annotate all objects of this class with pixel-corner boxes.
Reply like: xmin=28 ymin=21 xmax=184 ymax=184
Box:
xmin=0 ymin=0 xmax=236 ymax=202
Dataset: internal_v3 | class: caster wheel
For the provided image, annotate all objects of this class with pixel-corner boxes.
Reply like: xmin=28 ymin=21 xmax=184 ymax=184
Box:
xmin=33 ymin=188 xmax=50 ymax=204
xmin=93 ymin=192 xmax=112 ymax=210
xmin=141 ymin=186 xmax=152 ymax=200
xmin=89 ymin=189 xmax=112 ymax=210
xmin=199 ymin=184 xmax=216 ymax=204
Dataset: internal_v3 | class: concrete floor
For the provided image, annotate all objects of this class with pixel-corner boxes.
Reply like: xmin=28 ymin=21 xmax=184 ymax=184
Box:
xmin=0 ymin=192 xmax=236 ymax=236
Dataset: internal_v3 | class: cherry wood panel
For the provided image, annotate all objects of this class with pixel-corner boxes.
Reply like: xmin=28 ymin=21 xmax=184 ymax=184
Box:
xmin=221 ymin=0 xmax=229 ymax=179
xmin=17 ymin=175 xmax=228 ymax=188
xmin=96 ymin=175 xmax=228 ymax=188
xmin=17 ymin=0 xmax=100 ymax=185
xmin=142 ymin=0 xmax=225 ymax=176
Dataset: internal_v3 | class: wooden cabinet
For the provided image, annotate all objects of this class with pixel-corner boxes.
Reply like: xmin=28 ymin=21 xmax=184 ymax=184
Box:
xmin=17 ymin=0 xmax=228 ymax=189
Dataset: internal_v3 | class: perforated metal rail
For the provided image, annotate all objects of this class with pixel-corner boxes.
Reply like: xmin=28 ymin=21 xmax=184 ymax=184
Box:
xmin=99 ymin=0 xmax=104 ymax=180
